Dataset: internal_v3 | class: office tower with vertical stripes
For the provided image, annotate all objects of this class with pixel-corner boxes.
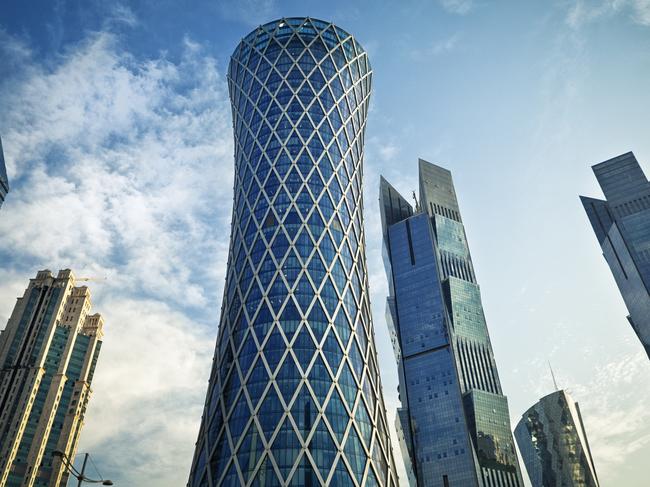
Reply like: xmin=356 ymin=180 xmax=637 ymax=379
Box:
xmin=0 ymin=269 xmax=104 ymax=487
xmin=515 ymin=389 xmax=599 ymax=487
xmin=187 ymin=18 xmax=398 ymax=487
xmin=581 ymin=152 xmax=650 ymax=359
xmin=380 ymin=160 xmax=524 ymax=486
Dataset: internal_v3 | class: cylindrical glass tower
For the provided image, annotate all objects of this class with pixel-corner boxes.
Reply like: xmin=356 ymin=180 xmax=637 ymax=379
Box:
xmin=188 ymin=18 xmax=398 ymax=487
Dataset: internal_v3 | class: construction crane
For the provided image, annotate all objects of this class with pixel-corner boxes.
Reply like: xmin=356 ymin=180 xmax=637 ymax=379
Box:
xmin=412 ymin=190 xmax=420 ymax=213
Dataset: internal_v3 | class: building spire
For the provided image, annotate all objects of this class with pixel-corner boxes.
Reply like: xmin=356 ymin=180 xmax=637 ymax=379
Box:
xmin=548 ymin=361 xmax=559 ymax=391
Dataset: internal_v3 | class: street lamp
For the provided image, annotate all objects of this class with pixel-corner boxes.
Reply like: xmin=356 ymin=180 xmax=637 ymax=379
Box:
xmin=51 ymin=450 xmax=113 ymax=486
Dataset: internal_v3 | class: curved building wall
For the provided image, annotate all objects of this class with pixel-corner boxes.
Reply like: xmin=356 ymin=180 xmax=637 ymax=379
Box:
xmin=188 ymin=18 xmax=398 ymax=487
xmin=514 ymin=390 xmax=599 ymax=487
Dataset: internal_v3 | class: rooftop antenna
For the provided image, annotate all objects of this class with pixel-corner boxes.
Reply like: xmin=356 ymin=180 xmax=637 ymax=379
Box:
xmin=548 ymin=361 xmax=559 ymax=391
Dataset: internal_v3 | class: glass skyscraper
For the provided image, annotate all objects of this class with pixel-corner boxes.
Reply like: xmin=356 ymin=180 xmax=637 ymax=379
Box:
xmin=188 ymin=18 xmax=398 ymax=487
xmin=514 ymin=390 xmax=599 ymax=487
xmin=0 ymin=137 xmax=8 ymax=209
xmin=380 ymin=160 xmax=524 ymax=486
xmin=580 ymin=152 xmax=650 ymax=359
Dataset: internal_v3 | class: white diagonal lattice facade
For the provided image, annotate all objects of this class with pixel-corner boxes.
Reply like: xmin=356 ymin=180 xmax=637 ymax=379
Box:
xmin=188 ymin=18 xmax=399 ymax=487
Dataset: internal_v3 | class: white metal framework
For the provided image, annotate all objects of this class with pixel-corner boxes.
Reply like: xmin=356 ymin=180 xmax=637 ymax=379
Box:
xmin=188 ymin=17 xmax=398 ymax=487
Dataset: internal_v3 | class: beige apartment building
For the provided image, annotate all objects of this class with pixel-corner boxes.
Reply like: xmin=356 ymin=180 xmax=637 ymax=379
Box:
xmin=0 ymin=270 xmax=104 ymax=487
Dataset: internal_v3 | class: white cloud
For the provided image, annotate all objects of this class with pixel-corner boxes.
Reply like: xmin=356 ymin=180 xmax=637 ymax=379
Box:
xmin=0 ymin=30 xmax=233 ymax=309
xmin=0 ymin=29 xmax=31 ymax=78
xmin=566 ymin=0 xmax=650 ymax=27
xmin=569 ymin=351 xmax=650 ymax=471
xmin=566 ymin=0 xmax=617 ymax=27
xmin=429 ymin=32 xmax=461 ymax=55
xmin=0 ymin=29 xmax=234 ymax=486
xmin=81 ymin=297 xmax=214 ymax=485
xmin=379 ymin=143 xmax=399 ymax=161
xmin=631 ymin=0 xmax=650 ymax=23
xmin=215 ymin=0 xmax=278 ymax=26
xmin=108 ymin=3 xmax=138 ymax=27
xmin=439 ymin=0 xmax=474 ymax=15
xmin=403 ymin=32 xmax=461 ymax=61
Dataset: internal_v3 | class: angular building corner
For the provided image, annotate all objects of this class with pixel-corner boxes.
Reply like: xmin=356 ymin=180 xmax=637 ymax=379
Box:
xmin=514 ymin=389 xmax=599 ymax=487
xmin=380 ymin=159 xmax=524 ymax=486
xmin=580 ymin=152 xmax=650 ymax=359
xmin=0 ymin=137 xmax=9 ymax=209
xmin=0 ymin=269 xmax=105 ymax=487
xmin=187 ymin=18 xmax=399 ymax=486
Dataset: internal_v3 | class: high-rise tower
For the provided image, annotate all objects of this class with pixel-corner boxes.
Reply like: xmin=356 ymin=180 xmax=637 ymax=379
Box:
xmin=0 ymin=137 xmax=8 ymax=209
xmin=515 ymin=390 xmax=599 ymax=487
xmin=0 ymin=269 xmax=104 ymax=487
xmin=188 ymin=18 xmax=398 ymax=486
xmin=580 ymin=152 xmax=650 ymax=359
xmin=380 ymin=160 xmax=524 ymax=486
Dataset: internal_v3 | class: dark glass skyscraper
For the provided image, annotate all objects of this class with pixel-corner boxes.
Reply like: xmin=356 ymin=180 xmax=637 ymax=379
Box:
xmin=581 ymin=152 xmax=650 ymax=359
xmin=0 ymin=137 xmax=8 ymax=209
xmin=188 ymin=18 xmax=398 ymax=487
xmin=514 ymin=390 xmax=599 ymax=487
xmin=381 ymin=160 xmax=524 ymax=486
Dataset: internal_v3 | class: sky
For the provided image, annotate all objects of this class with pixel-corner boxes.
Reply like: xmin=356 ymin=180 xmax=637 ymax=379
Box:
xmin=0 ymin=0 xmax=649 ymax=485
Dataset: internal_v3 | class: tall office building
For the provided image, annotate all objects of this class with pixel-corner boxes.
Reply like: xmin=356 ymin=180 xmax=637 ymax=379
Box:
xmin=0 ymin=269 xmax=104 ymax=487
xmin=580 ymin=152 xmax=650 ymax=358
xmin=188 ymin=18 xmax=398 ymax=486
xmin=514 ymin=390 xmax=599 ymax=487
xmin=0 ymin=137 xmax=8 ymax=209
xmin=380 ymin=160 xmax=524 ymax=486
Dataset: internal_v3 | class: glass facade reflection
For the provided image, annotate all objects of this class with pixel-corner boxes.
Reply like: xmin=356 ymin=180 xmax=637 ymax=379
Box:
xmin=514 ymin=390 xmax=599 ymax=487
xmin=380 ymin=160 xmax=524 ymax=486
xmin=0 ymin=137 xmax=8 ymax=209
xmin=187 ymin=18 xmax=398 ymax=487
xmin=581 ymin=152 xmax=650 ymax=359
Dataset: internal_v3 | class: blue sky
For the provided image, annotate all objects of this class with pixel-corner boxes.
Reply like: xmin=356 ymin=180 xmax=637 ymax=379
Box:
xmin=1 ymin=0 xmax=649 ymax=485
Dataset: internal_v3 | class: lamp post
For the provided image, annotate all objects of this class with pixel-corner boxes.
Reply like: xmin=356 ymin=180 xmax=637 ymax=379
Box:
xmin=51 ymin=450 xmax=113 ymax=485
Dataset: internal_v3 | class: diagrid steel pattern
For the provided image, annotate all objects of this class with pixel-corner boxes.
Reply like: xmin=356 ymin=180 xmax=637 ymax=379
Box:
xmin=188 ymin=17 xmax=399 ymax=487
